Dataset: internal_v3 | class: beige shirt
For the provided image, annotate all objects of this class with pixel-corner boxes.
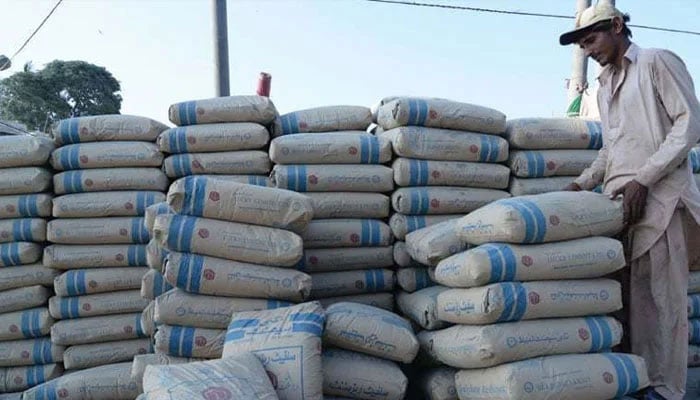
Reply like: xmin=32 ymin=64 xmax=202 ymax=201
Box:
xmin=574 ymin=43 xmax=700 ymax=260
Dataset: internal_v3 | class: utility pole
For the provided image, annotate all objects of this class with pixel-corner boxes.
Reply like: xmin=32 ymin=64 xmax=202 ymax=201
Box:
xmin=567 ymin=0 xmax=592 ymax=104
xmin=213 ymin=0 xmax=230 ymax=97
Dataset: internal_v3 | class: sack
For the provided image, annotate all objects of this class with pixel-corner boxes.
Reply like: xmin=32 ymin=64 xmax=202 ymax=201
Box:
xmin=0 ymin=308 xmax=53 ymax=341
xmin=49 ymin=290 xmax=149 ymax=319
xmin=272 ymin=164 xmax=394 ymax=193
xmin=305 ymin=192 xmax=390 ymax=219
xmin=394 ymin=241 xmax=421 ymax=268
xmin=158 ymin=122 xmax=269 ymax=153
xmin=54 ymin=267 xmax=148 ymax=297
xmin=0 ymin=167 xmax=52 ymax=195
xmin=406 ymin=219 xmax=467 ymax=266
xmin=396 ymin=286 xmax=451 ymax=330
xmin=0 ymin=136 xmax=54 ymax=168
xmin=396 ymin=267 xmax=434 ymax=292
xmin=140 ymin=301 xmax=156 ymax=337
xmin=296 ymin=246 xmax=394 ymax=273
xmin=392 ymin=158 xmax=510 ymax=189
xmin=169 ymin=95 xmax=277 ymax=126
xmin=50 ymin=142 xmax=163 ymax=170
xmin=0 ymin=194 xmax=52 ymax=219
xmin=690 ymin=271 xmax=700 ymax=294
xmin=509 ymin=150 xmax=598 ymax=178
xmin=508 ymin=177 xmax=576 ymax=196
xmin=317 ymin=293 xmax=394 ymax=312
xmin=163 ymin=151 xmax=271 ymax=178
xmin=0 ymin=364 xmax=62 ymax=393
xmin=130 ymin=354 xmax=201 ymax=392
xmin=140 ymin=270 xmax=174 ymax=300
xmin=275 ymin=105 xmax=372 ymax=135
xmin=311 ymin=269 xmax=394 ymax=299
xmin=146 ymin=239 xmax=168 ymax=272
xmin=43 ymin=244 xmax=147 ymax=269
xmin=392 ymin=187 xmax=510 ymax=215
xmin=505 ymin=118 xmax=603 ymax=150
xmin=154 ymin=325 xmax=225 ymax=359
xmin=62 ymin=338 xmax=152 ymax=370
xmin=0 ymin=242 xmax=42 ymax=266
xmin=0 ymin=286 xmax=50 ymax=313
xmin=390 ymin=213 xmax=463 ymax=241
xmin=690 ymin=345 xmax=700 ymax=367
xmin=269 ymin=132 xmax=391 ymax=164
xmin=47 ymin=217 xmax=150 ymax=244
xmin=53 ymin=191 xmax=165 ymax=218
xmin=420 ymin=368 xmax=458 ymax=400
xmin=322 ymin=348 xmax=407 ymax=400
xmin=456 ymin=192 xmax=624 ymax=245
xmin=0 ymin=264 xmax=58 ymax=292
xmin=688 ymin=367 xmax=700 ymax=397
xmin=0 ymin=337 xmax=63 ymax=367
xmin=691 ymin=319 xmax=700 ymax=344
xmin=388 ymin=126 xmax=509 ymax=162
xmin=53 ymin=115 xmax=168 ymax=144
xmin=0 ymin=218 xmax=46 ymax=243
xmin=51 ymin=312 xmax=146 ymax=346
xmin=53 ymin=168 xmax=169 ymax=194
xmin=691 ymin=294 xmax=700 ymax=318
xmin=144 ymin=202 xmax=173 ymax=234
xmin=22 ymin=362 xmax=139 ymax=400
xmin=302 ymin=219 xmax=392 ymax=248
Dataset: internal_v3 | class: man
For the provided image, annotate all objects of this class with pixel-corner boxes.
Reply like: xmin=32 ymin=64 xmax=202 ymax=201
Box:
xmin=560 ymin=3 xmax=700 ymax=399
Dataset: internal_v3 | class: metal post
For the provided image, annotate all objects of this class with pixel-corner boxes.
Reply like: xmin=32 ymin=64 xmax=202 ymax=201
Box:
xmin=213 ymin=0 xmax=230 ymax=97
xmin=567 ymin=0 xmax=592 ymax=103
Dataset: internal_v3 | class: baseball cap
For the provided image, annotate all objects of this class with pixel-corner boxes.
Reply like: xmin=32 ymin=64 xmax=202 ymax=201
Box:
xmin=559 ymin=2 xmax=625 ymax=45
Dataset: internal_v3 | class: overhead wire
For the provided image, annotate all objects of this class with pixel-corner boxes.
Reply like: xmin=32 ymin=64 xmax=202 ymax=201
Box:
xmin=1 ymin=0 xmax=64 ymax=70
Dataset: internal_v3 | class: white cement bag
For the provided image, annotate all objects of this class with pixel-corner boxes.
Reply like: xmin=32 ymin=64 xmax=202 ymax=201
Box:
xmin=0 ymin=308 xmax=53 ymax=341
xmin=167 ymin=176 xmax=313 ymax=233
xmin=164 ymin=251 xmax=311 ymax=301
xmin=306 ymin=192 xmax=390 ymax=219
xmin=392 ymin=187 xmax=510 ymax=215
xmin=130 ymin=354 xmax=201 ymax=391
xmin=505 ymin=118 xmax=603 ymax=150
xmin=434 ymin=237 xmax=625 ymax=288
xmin=53 ymin=115 xmax=168 ymax=145
xmin=43 ymin=244 xmax=147 ymax=269
xmin=311 ymin=269 xmax=394 ymax=299
xmin=396 ymin=267 xmax=434 ymax=292
xmin=388 ymin=126 xmax=509 ymax=162
xmin=393 ymin=241 xmax=422 ymax=268
xmin=420 ymin=368 xmax=458 ymax=400
xmin=169 ymin=95 xmax=277 ymax=126
xmin=0 ymin=136 xmax=54 ymax=168
xmin=691 ymin=271 xmax=700 ymax=294
xmin=0 ymin=218 xmax=45 ymax=243
xmin=140 ymin=270 xmax=174 ymax=300
xmin=47 ymin=217 xmax=150 ymax=244
xmin=396 ymin=286 xmax=451 ymax=331
xmin=146 ymin=239 xmax=168 ymax=272
xmin=0 ymin=167 xmax=52 ymax=195
xmin=456 ymin=191 xmax=624 ymax=245
xmin=437 ymin=279 xmax=621 ymax=325
xmin=509 ymin=150 xmax=599 ymax=178
xmin=272 ymin=164 xmax=394 ymax=193
xmin=50 ymin=142 xmax=163 ymax=170
xmin=690 ymin=345 xmax=700 ymax=367
xmin=0 ymin=194 xmax=52 ymax=219
xmin=508 ymin=176 xmax=577 ymax=196
xmin=0 ymin=364 xmax=62 ymax=393
xmin=22 ymin=362 xmax=139 ymax=400
xmin=377 ymin=98 xmax=506 ymax=134
xmin=144 ymin=203 xmax=173 ymax=234
xmin=154 ymin=325 xmax=225 ymax=359
xmin=322 ymin=348 xmax=407 ymax=400
xmin=0 ymin=242 xmax=42 ymax=266
xmin=691 ymin=294 xmax=700 ymax=318
xmin=0 ymin=264 xmax=58 ymax=292
xmin=158 ymin=122 xmax=269 ymax=153
xmin=0 ymin=286 xmax=50 ymax=313
xmin=687 ymin=367 xmax=700 ymax=398
xmin=51 ymin=312 xmax=146 ymax=346
xmin=0 ymin=392 xmax=20 ymax=399
xmin=317 ymin=293 xmax=394 ymax=312
xmin=196 ymin=173 xmax=272 ymax=187
xmin=454 ymin=353 xmax=649 ymax=400
xmin=0 ymin=337 xmax=63 ymax=367
xmin=163 ymin=151 xmax=271 ymax=178
xmin=53 ymin=191 xmax=165 ymax=218
xmin=296 ymin=246 xmax=394 ymax=273
xmin=53 ymin=168 xmax=169 ymax=194
xmin=392 ymin=158 xmax=510 ymax=189
xmin=692 ymin=319 xmax=700 ymax=344
xmin=63 ymin=338 xmax=152 ymax=370
xmin=275 ymin=106 xmax=372 ymax=135
xmin=222 ymin=302 xmax=325 ymax=400
xmin=270 ymin=132 xmax=391 ymax=164
xmin=302 ymin=219 xmax=392 ymax=248
xmin=390 ymin=214 xmax=462 ymax=241
xmin=324 ymin=302 xmax=418 ymax=363
xmin=49 ymin=290 xmax=149 ymax=320
xmin=153 ymin=214 xmax=303 ymax=267
xmin=54 ymin=267 xmax=148 ymax=297
xmin=406 ymin=219 xmax=467 ymax=266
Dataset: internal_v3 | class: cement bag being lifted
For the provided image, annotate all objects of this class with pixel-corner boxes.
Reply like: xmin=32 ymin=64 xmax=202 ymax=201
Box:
xmin=223 ymin=302 xmax=325 ymax=400
xmin=53 ymin=114 xmax=168 ymax=145
xmin=301 ymin=219 xmax=392 ymax=248
xmin=53 ymin=191 xmax=165 ymax=218
xmin=43 ymin=244 xmax=147 ymax=269
xmin=49 ymin=290 xmax=149 ymax=319
xmin=317 ymin=293 xmax=394 ymax=312
xmin=0 ymin=219 xmax=46 ymax=243
xmin=389 ymin=127 xmax=509 ymax=162
xmin=0 ymin=338 xmax=63 ymax=367
xmin=275 ymin=105 xmax=372 ymax=135
xmin=153 ymin=214 xmax=303 ymax=267
xmin=0 ymin=308 xmax=52 ymax=341
xmin=420 ymin=368 xmax=458 ymax=400
xmin=47 ymin=217 xmax=150 ymax=244
xmin=310 ymin=269 xmax=394 ymax=299
xmin=508 ymin=177 xmax=575 ymax=196
xmin=154 ymin=325 xmax=224 ymax=359
xmin=169 ymin=95 xmax=278 ymax=126
xmin=50 ymin=142 xmax=163 ymax=170
xmin=0 ymin=167 xmax=52 ymax=195
xmin=62 ymin=338 xmax=152 ymax=370
xmin=377 ymin=98 xmax=506 ymax=134
xmin=0 ymin=241 xmax=43 ymax=266
xmin=23 ymin=362 xmax=139 ymax=400
xmin=505 ymin=118 xmax=603 ymax=150
xmin=392 ymin=187 xmax=510 ymax=215
xmin=0 ymin=136 xmax=54 ymax=168
xmin=509 ymin=150 xmax=599 ymax=178
xmin=158 ymin=122 xmax=270 ymax=153
xmin=0 ymin=364 xmax=63 ymax=393
xmin=437 ymin=279 xmax=621 ymax=325
xmin=390 ymin=214 xmax=461 ymax=241
xmin=396 ymin=286 xmax=451 ymax=330
xmin=454 ymin=353 xmax=649 ymax=400
xmin=0 ymin=194 xmax=52 ymax=219
xmin=272 ymin=164 xmax=394 ymax=192
xmin=324 ymin=302 xmax=419 ymax=363
xmin=456 ymin=191 xmax=624 ymax=245
xmin=163 ymin=150 xmax=271 ymax=178
xmin=51 ymin=313 xmax=146 ymax=346
xmin=392 ymin=158 xmax=510 ymax=189
xmin=167 ymin=176 xmax=313 ymax=233
xmin=0 ymin=286 xmax=50 ymax=313
xmin=322 ymin=348 xmax=407 ymax=400
xmin=296 ymin=247 xmax=394 ymax=273
xmin=306 ymin=192 xmax=390 ymax=219
xmin=54 ymin=267 xmax=148 ymax=296
xmin=269 ymin=132 xmax=391 ymax=164
xmin=53 ymin=168 xmax=169 ymax=194
xmin=406 ymin=219 xmax=468 ymax=266
xmin=434 ymin=237 xmax=625 ymax=288
xmin=0 ymin=264 xmax=59 ymax=292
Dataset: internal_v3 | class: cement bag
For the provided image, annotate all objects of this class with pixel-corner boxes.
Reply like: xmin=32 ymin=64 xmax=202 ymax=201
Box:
xmin=53 ymin=168 xmax=169 ymax=194
xmin=144 ymin=202 xmax=173 ymax=234
xmin=53 ymin=191 xmax=165 ymax=218
xmin=0 ymin=308 xmax=52 ymax=341
xmin=0 ymin=135 xmax=54 ymax=168
xmin=0 ymin=392 xmax=20 ymax=399
xmin=22 ymin=362 xmax=139 ymax=400
xmin=509 ymin=150 xmax=598 ymax=178
xmin=0 ymin=167 xmax=52 ymax=195
xmin=195 ymin=174 xmax=272 ymax=187
xmin=43 ymin=244 xmax=147 ymax=269
xmin=508 ymin=176 xmax=576 ymax=196
xmin=167 ymin=176 xmax=313 ymax=233
xmin=272 ymin=164 xmax=394 ymax=193
xmin=454 ymin=353 xmax=649 ymax=400
xmin=162 ymin=151 xmax=271 ymax=178
xmin=690 ymin=345 xmax=700 ymax=367
xmin=306 ymin=192 xmax=390 ymax=219
xmin=692 ymin=294 xmax=700 ymax=318
xmin=324 ymin=302 xmax=418 ymax=363
xmin=388 ymin=126 xmax=509 ymax=162
xmin=296 ymin=247 xmax=394 ymax=273
xmin=275 ymin=106 xmax=372 ymax=135
xmin=505 ymin=118 xmax=603 ymax=150
xmin=396 ymin=286 xmax=451 ymax=330
xmin=0 ymin=364 xmax=62 ymax=393
xmin=50 ymin=142 xmax=163 ymax=171
xmin=392 ymin=187 xmax=510 ymax=215
xmin=164 ymin=252 xmax=310 ymax=301
xmin=0 ymin=286 xmax=50 ymax=313
xmin=392 ymin=158 xmax=510 ymax=189
xmin=63 ymin=338 xmax=152 ymax=370
xmin=0 ymin=242 xmax=42 ymax=266
xmin=420 ymin=368 xmax=458 ymax=400
xmin=692 ymin=319 xmax=700 ymax=344
xmin=158 ymin=122 xmax=269 ymax=153
xmin=51 ymin=312 xmax=146 ymax=346
xmin=0 ymin=264 xmax=59 ymax=292
xmin=154 ymin=325 xmax=224 ymax=359
xmin=153 ymin=214 xmax=303 ymax=267
xmin=146 ymin=239 xmax=168 ymax=272
xmin=269 ymin=132 xmax=390 ymax=164
xmin=691 ymin=147 xmax=700 ymax=173
xmin=434 ymin=237 xmax=625 ymax=288
xmin=396 ymin=267 xmax=434 ymax=292
xmin=222 ymin=302 xmax=325 ymax=400
xmin=130 ymin=354 xmax=202 ymax=392
xmin=317 ymin=293 xmax=394 ymax=312
xmin=688 ymin=367 xmax=700 ymax=398
xmin=322 ymin=348 xmax=407 ymax=400
xmin=0 ymin=338 xmax=63 ymax=367
xmin=311 ymin=269 xmax=394 ymax=299
xmin=54 ymin=267 xmax=148 ymax=296
xmin=302 ymin=219 xmax=392 ymax=248
xmin=690 ymin=271 xmax=700 ymax=294
xmin=140 ymin=270 xmax=174 ymax=300
xmin=47 ymin=217 xmax=150 ymax=244
xmin=53 ymin=114 xmax=168 ymax=145
xmin=169 ymin=95 xmax=277 ymax=126
xmin=153 ymin=288 xmax=292 ymax=329
xmin=393 ymin=241 xmax=421 ymax=268
xmin=140 ymin=300 xmax=156 ymax=337
xmin=456 ymin=192 xmax=624 ymax=245
xmin=437 ymin=279 xmax=621 ymax=325
xmin=406 ymin=219 xmax=467 ymax=266
xmin=0 ymin=219 xmax=45 ymax=243
xmin=0 ymin=194 xmax=52 ymax=219
xmin=141 ymin=354 xmax=278 ymax=400
xmin=49 ymin=290 xmax=149 ymax=320
xmin=390 ymin=213 xmax=462 ymax=241
xmin=377 ymin=98 xmax=506 ymax=134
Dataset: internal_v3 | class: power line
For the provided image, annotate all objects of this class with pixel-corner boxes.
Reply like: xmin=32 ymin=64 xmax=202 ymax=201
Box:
xmin=363 ymin=0 xmax=700 ymax=37
xmin=1 ymin=0 xmax=64 ymax=70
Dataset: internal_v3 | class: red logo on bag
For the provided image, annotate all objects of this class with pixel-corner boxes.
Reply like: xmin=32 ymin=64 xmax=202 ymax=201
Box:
xmin=192 ymin=160 xmax=203 ymax=169
xmin=187 ymin=137 xmax=197 ymax=145
xmin=9 ymin=324 xmax=18 ymax=333
xmin=431 ymin=199 xmax=440 ymax=208
xmin=124 ymin=202 xmax=134 ymax=210
xmin=546 ymin=161 xmax=556 ymax=170
xmin=578 ymin=328 xmax=589 ymax=341
xmin=115 ymin=253 xmax=124 ymax=261
xmin=88 ymin=280 xmax=98 ymax=288
xmin=469 ymin=144 xmax=479 ymax=153
xmin=123 ymin=326 xmax=133 ymax=334
xmin=84 ymin=179 xmax=93 ymax=187
xmin=549 ymin=215 xmax=560 ymax=226
xmin=5 ymin=205 xmax=15 ymax=213
xmin=21 ymin=350 xmax=30 ymax=359
xmin=432 ymin=170 xmax=441 ymax=179
xmin=198 ymin=229 xmax=209 ymax=239
xmin=309 ymin=175 xmax=318 ymax=185
xmin=119 ymin=228 xmax=128 ymax=236
xmin=299 ymin=121 xmax=308 ymax=130
xmin=196 ymin=107 xmax=205 ymax=115
xmin=429 ymin=110 xmax=438 ymax=119
xmin=603 ymin=372 xmax=614 ymax=384
xmin=14 ymin=376 xmax=22 ymax=385
xmin=0 ymin=231 xmax=8 ymax=239
xmin=209 ymin=191 xmax=220 ymax=202
xmin=82 ymin=303 xmax=91 ymax=311
xmin=79 ymin=155 xmax=89 ymax=164
xmin=350 ymin=233 xmax=360 ymax=243
xmin=80 ymin=127 xmax=88 ymax=135
xmin=201 ymin=387 xmax=232 ymax=400
xmin=203 ymin=269 xmax=216 ymax=280
xmin=528 ymin=292 xmax=540 ymax=305
xmin=522 ymin=255 xmax=533 ymax=267
xmin=58 ymin=389 xmax=69 ymax=398
xmin=580 ymin=133 xmax=588 ymax=140
xmin=195 ymin=336 xmax=207 ymax=346
xmin=309 ymin=256 xmax=318 ymax=265
xmin=348 ymin=146 xmax=358 ymax=155
xmin=138 ymin=347 xmax=148 ymax=354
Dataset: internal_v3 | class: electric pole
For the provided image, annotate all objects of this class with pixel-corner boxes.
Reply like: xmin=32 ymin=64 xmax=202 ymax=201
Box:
xmin=213 ymin=0 xmax=230 ymax=97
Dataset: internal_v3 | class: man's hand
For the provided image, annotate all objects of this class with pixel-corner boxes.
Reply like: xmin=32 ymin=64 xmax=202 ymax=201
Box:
xmin=610 ymin=180 xmax=649 ymax=227
xmin=563 ymin=182 xmax=582 ymax=191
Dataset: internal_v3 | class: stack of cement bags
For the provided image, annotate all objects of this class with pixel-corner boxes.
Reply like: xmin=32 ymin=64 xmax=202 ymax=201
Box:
xmin=0 ymin=135 xmax=62 ymax=395
xmin=270 ymin=106 xmax=395 ymax=308
xmin=505 ymin=118 xmax=602 ymax=196
xmin=414 ymin=191 xmax=651 ymax=399
xmin=44 ymin=115 xmax=169 ymax=374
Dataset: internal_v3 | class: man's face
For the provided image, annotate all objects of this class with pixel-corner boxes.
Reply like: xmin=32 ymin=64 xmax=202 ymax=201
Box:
xmin=577 ymin=28 xmax=616 ymax=66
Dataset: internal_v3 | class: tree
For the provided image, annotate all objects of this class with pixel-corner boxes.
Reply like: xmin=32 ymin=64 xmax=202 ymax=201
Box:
xmin=0 ymin=60 xmax=122 ymax=132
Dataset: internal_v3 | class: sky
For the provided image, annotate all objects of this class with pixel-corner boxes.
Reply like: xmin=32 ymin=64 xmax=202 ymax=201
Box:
xmin=1 ymin=0 xmax=699 ymax=126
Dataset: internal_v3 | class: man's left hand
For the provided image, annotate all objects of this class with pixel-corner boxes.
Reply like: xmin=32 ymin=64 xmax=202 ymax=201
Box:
xmin=610 ymin=180 xmax=649 ymax=227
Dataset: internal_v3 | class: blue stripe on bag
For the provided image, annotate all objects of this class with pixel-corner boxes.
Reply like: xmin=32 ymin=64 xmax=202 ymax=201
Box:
xmin=297 ymin=165 xmax=307 ymax=192
xmin=499 ymin=244 xmax=517 ymax=281
xmin=496 ymin=283 xmax=515 ymax=322
xmin=364 ymin=269 xmax=376 ymax=291
xmin=187 ymin=101 xmax=198 ymax=125
xmin=33 ymin=339 xmax=42 ymax=365
xmin=70 ymin=297 xmax=80 ymax=319
xmin=169 ymin=325 xmax=183 ymax=356
xmin=192 ymin=177 xmax=206 ymax=216
xmin=21 ymin=310 xmax=31 ymax=338
xmin=585 ymin=317 xmax=602 ymax=352
xmin=407 ymin=99 xmax=418 ymax=125
xmin=178 ymin=103 xmax=188 ymax=126
xmin=524 ymin=151 xmax=537 ymax=177
xmin=177 ymin=127 xmax=189 ymax=153
xmin=417 ymin=99 xmax=428 ymax=126
xmin=488 ymin=136 xmax=501 ymax=162
xmin=167 ymin=215 xmax=185 ymax=251
xmin=602 ymin=353 xmax=629 ymax=398
xmin=484 ymin=245 xmax=504 ymax=283
xmin=617 ymin=354 xmax=640 ymax=393
xmin=360 ymin=136 xmax=369 ymax=164
xmin=77 ymin=270 xmax=87 ymax=295
xmin=517 ymin=199 xmax=547 ymax=243
xmin=375 ymin=269 xmax=385 ymax=290
xmin=511 ymin=283 xmax=528 ymax=321
xmin=10 ymin=242 xmax=20 ymax=265
xmin=181 ymin=327 xmax=195 ymax=357
xmin=370 ymin=136 xmax=380 ymax=163
xmin=189 ymin=254 xmax=204 ymax=292
xmin=501 ymin=200 xmax=537 ymax=243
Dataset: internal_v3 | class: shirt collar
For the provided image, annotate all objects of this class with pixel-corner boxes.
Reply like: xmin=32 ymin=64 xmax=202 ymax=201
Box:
xmin=597 ymin=42 xmax=638 ymax=83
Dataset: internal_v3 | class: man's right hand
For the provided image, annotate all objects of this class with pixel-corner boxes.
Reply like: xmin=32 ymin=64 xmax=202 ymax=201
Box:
xmin=563 ymin=182 xmax=582 ymax=191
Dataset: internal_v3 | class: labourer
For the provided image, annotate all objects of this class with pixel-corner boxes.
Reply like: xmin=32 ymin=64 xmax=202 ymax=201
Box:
xmin=559 ymin=2 xmax=700 ymax=399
